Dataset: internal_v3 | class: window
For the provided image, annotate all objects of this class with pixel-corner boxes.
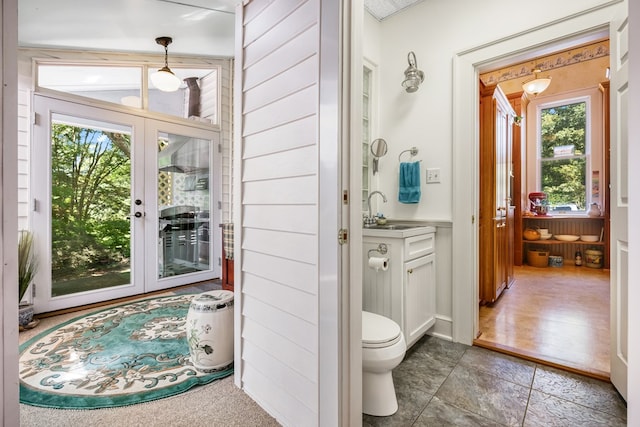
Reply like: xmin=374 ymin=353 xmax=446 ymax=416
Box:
xmin=37 ymin=63 xmax=218 ymax=123
xmin=363 ymin=65 xmax=372 ymax=211
xmin=538 ymin=99 xmax=589 ymax=212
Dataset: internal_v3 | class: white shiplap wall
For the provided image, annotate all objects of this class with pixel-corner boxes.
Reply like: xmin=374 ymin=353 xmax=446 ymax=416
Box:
xmin=236 ymin=0 xmax=326 ymax=425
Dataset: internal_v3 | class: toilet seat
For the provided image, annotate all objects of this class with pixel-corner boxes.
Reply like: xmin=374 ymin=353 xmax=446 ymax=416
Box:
xmin=362 ymin=311 xmax=402 ymax=349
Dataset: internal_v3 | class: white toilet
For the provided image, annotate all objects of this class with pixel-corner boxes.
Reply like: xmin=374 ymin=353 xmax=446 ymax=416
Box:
xmin=362 ymin=310 xmax=407 ymax=416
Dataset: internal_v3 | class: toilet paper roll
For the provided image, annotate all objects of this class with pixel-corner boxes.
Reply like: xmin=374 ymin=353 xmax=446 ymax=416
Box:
xmin=368 ymin=256 xmax=389 ymax=271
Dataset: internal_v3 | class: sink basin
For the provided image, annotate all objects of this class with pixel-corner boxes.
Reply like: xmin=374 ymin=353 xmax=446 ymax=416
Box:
xmin=363 ymin=224 xmax=417 ymax=230
xmin=363 ymin=223 xmax=435 ymax=238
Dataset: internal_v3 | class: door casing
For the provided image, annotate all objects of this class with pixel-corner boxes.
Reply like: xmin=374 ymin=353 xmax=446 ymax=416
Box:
xmin=451 ymin=4 xmax=625 ymax=395
xmin=31 ymin=93 xmax=221 ymax=313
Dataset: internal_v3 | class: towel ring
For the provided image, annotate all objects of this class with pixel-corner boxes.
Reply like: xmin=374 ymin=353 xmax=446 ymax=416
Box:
xmin=398 ymin=147 xmax=418 ymax=162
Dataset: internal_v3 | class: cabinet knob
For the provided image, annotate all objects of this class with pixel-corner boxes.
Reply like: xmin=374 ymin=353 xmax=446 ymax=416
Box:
xmin=408 ymin=269 xmax=413 ymax=274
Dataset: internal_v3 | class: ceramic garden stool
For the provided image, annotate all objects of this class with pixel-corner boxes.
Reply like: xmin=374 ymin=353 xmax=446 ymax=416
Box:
xmin=186 ymin=290 xmax=234 ymax=372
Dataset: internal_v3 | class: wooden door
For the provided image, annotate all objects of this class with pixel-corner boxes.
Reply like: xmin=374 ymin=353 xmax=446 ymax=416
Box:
xmin=508 ymin=93 xmax=525 ymax=266
xmin=479 ymin=82 xmax=494 ymax=303
xmin=479 ymin=83 xmax=515 ymax=303
xmin=494 ymin=88 xmax=513 ymax=294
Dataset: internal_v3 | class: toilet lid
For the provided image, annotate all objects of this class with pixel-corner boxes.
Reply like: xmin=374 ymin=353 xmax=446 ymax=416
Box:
xmin=362 ymin=311 xmax=402 ymax=348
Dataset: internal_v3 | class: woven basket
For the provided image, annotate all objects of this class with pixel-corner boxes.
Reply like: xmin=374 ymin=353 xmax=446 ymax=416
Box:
xmin=528 ymin=250 xmax=549 ymax=268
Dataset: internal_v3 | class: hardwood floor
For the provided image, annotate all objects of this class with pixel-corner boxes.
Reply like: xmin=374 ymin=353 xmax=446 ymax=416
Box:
xmin=476 ymin=264 xmax=610 ymax=380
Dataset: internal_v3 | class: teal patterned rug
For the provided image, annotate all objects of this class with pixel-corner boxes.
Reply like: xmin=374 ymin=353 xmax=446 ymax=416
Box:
xmin=19 ymin=295 xmax=233 ymax=409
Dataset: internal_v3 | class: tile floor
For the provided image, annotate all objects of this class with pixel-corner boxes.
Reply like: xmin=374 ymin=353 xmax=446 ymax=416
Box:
xmin=363 ymin=336 xmax=627 ymax=427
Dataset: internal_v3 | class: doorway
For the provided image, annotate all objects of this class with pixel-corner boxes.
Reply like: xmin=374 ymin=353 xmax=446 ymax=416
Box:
xmin=31 ymin=95 xmax=221 ymax=313
xmin=474 ymin=40 xmax=612 ymax=377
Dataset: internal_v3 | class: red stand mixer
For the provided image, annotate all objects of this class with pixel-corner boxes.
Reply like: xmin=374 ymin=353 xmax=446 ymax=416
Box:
xmin=528 ymin=192 xmax=549 ymax=216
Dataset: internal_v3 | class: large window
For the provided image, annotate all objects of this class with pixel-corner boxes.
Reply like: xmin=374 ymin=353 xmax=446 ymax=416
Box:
xmin=539 ymin=99 xmax=589 ymax=212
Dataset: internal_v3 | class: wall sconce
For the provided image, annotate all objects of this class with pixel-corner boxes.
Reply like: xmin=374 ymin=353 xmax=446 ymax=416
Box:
xmin=150 ymin=36 xmax=182 ymax=92
xmin=402 ymin=51 xmax=424 ymax=93
xmin=522 ymin=69 xmax=551 ymax=96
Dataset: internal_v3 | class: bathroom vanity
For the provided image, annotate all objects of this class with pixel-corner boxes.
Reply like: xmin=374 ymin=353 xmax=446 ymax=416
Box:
xmin=363 ymin=224 xmax=436 ymax=349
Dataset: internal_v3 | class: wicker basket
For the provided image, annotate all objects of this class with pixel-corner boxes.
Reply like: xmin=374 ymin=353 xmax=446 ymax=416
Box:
xmin=528 ymin=249 xmax=549 ymax=268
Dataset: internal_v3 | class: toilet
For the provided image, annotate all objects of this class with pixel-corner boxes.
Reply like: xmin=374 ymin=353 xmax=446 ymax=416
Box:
xmin=362 ymin=310 xmax=406 ymax=416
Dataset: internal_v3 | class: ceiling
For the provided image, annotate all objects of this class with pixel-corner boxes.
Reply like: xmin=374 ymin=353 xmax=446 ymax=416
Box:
xmin=18 ymin=0 xmax=237 ymax=57
xmin=364 ymin=0 xmax=424 ymax=21
xmin=18 ymin=0 xmax=417 ymax=58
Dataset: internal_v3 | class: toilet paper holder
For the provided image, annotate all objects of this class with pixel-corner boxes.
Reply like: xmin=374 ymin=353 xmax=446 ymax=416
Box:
xmin=368 ymin=243 xmax=388 ymax=257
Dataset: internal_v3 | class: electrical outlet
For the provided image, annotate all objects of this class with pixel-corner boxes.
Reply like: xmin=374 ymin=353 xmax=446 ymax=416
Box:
xmin=426 ymin=168 xmax=440 ymax=183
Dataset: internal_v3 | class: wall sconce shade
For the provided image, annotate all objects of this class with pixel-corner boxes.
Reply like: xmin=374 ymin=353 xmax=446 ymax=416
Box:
xmin=522 ymin=69 xmax=551 ymax=96
xmin=150 ymin=36 xmax=182 ymax=92
xmin=402 ymin=51 xmax=424 ymax=93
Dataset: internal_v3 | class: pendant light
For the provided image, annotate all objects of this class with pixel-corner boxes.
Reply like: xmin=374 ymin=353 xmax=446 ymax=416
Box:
xmin=150 ymin=37 xmax=182 ymax=92
xmin=522 ymin=68 xmax=551 ymax=96
xmin=402 ymin=51 xmax=424 ymax=93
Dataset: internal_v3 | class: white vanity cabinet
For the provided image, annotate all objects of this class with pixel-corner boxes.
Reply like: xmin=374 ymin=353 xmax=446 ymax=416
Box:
xmin=362 ymin=226 xmax=436 ymax=349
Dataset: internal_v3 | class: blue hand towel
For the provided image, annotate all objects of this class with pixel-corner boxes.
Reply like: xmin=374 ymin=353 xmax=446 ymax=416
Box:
xmin=399 ymin=161 xmax=421 ymax=203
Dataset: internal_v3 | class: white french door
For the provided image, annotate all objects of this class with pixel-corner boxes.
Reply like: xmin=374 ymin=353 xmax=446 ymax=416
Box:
xmin=144 ymin=120 xmax=221 ymax=292
xmin=31 ymin=95 xmax=220 ymax=313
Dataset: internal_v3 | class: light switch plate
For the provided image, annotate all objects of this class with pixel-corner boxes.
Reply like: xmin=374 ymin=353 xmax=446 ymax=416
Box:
xmin=426 ymin=168 xmax=440 ymax=183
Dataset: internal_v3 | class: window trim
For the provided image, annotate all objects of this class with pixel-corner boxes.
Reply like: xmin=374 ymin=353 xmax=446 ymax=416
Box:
xmin=538 ymin=96 xmax=591 ymax=212
xmin=526 ymin=86 xmax=604 ymax=214
xmin=362 ymin=58 xmax=378 ymax=214
xmin=31 ymin=56 xmax=222 ymax=127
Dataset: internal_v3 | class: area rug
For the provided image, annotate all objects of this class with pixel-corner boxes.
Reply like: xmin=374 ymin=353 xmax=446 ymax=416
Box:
xmin=19 ymin=294 xmax=233 ymax=409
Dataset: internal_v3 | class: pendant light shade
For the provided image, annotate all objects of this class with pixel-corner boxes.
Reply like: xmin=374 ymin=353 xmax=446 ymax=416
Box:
xmin=402 ymin=51 xmax=424 ymax=93
xmin=151 ymin=37 xmax=182 ymax=92
xmin=522 ymin=69 xmax=551 ymax=96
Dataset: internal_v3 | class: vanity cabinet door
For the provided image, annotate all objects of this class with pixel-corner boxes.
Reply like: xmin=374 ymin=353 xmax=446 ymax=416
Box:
xmin=403 ymin=253 xmax=436 ymax=348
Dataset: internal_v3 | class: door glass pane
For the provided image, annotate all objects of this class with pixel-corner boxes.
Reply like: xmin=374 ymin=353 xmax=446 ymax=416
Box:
xmin=157 ymin=133 xmax=211 ymax=278
xmin=51 ymin=114 xmax=133 ymax=297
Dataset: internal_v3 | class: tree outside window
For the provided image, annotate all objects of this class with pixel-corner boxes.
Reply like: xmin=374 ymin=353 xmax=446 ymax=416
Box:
xmin=51 ymin=123 xmax=132 ymax=295
xmin=539 ymin=101 xmax=588 ymax=211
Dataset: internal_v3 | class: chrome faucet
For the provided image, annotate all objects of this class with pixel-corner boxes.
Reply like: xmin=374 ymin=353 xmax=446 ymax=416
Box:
xmin=365 ymin=191 xmax=387 ymax=225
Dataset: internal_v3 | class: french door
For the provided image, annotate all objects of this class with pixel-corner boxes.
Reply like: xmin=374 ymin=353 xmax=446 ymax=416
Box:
xmin=144 ymin=120 xmax=220 ymax=292
xmin=31 ymin=95 xmax=220 ymax=312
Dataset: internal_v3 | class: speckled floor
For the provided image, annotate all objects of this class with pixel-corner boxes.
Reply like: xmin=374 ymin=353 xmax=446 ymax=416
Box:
xmin=363 ymin=336 xmax=627 ymax=427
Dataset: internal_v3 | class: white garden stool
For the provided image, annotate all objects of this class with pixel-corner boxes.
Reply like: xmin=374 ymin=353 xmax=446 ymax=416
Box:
xmin=186 ymin=290 xmax=234 ymax=372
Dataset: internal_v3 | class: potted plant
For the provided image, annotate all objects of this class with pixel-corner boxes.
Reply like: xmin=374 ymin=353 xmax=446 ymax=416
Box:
xmin=18 ymin=230 xmax=38 ymax=327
